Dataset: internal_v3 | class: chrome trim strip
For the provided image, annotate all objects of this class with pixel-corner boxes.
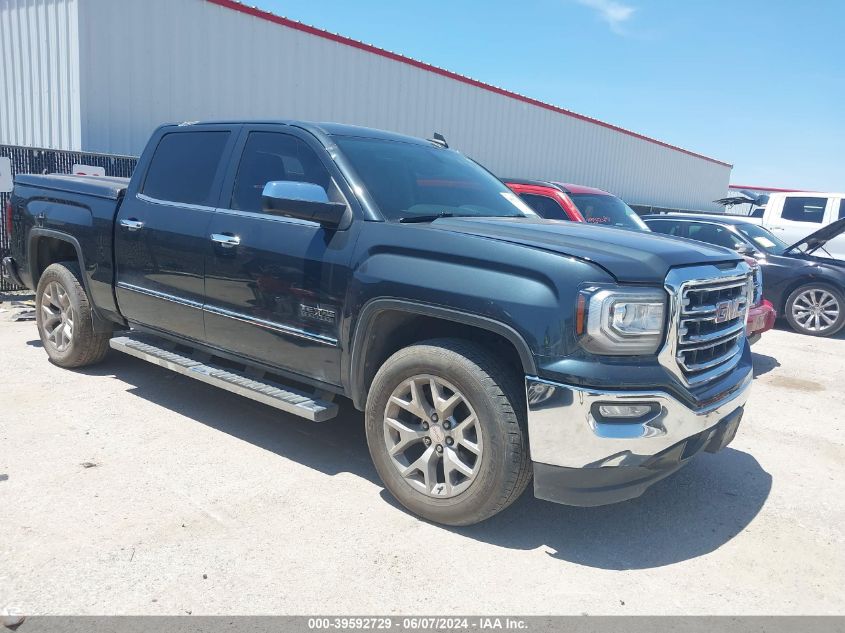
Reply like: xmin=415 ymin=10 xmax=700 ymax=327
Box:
xmin=117 ymin=282 xmax=338 ymax=347
xmin=136 ymin=193 xmax=217 ymax=213
xmin=214 ymin=207 xmax=321 ymax=227
xmin=117 ymin=282 xmax=204 ymax=310
xmin=203 ymin=304 xmax=338 ymax=346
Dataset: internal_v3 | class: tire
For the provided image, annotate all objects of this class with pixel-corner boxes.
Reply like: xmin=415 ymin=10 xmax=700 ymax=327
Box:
xmin=784 ymin=282 xmax=845 ymax=337
xmin=35 ymin=262 xmax=111 ymax=368
xmin=365 ymin=338 xmax=532 ymax=526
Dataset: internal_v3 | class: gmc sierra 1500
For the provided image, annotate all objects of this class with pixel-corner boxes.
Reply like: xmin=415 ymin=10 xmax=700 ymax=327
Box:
xmin=2 ymin=121 xmax=755 ymax=525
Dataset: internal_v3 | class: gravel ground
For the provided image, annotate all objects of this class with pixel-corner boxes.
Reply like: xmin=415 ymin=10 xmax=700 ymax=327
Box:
xmin=1 ymin=315 xmax=843 ymax=615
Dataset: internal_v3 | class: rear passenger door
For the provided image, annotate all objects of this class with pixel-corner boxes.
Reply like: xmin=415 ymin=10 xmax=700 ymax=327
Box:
xmin=115 ymin=125 xmax=238 ymax=342
xmin=203 ymin=126 xmax=353 ymax=386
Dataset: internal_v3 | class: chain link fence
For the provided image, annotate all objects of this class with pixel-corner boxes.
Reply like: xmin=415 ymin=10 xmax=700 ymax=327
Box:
xmin=0 ymin=145 xmax=138 ymax=292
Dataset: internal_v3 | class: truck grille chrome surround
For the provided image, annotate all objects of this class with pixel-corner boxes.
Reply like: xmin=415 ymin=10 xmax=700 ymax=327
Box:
xmin=659 ymin=263 xmax=754 ymax=387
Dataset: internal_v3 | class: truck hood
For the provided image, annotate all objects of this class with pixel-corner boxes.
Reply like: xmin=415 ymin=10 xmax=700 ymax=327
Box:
xmin=784 ymin=217 xmax=845 ymax=256
xmin=430 ymin=216 xmax=741 ymax=283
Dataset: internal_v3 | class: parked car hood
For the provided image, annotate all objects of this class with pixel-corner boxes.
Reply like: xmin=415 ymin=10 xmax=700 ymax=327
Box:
xmin=430 ymin=216 xmax=741 ymax=283
xmin=784 ymin=217 xmax=845 ymax=256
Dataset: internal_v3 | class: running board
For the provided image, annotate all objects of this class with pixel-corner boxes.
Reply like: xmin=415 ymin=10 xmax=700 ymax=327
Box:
xmin=109 ymin=334 xmax=339 ymax=422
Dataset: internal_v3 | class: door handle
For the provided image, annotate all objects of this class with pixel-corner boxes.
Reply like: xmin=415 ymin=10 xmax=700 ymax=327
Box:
xmin=211 ymin=233 xmax=240 ymax=248
xmin=120 ymin=218 xmax=144 ymax=232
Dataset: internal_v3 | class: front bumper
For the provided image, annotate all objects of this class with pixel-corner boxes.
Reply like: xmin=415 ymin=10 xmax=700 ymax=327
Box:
xmin=526 ymin=373 xmax=752 ymax=506
xmin=1 ymin=256 xmax=25 ymax=287
xmin=746 ymin=299 xmax=776 ymax=343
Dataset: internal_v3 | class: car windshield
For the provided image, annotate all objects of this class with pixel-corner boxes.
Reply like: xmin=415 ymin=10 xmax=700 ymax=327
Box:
xmin=568 ymin=193 xmax=650 ymax=231
xmin=334 ymin=137 xmax=533 ymax=221
xmin=735 ymin=223 xmax=789 ymax=254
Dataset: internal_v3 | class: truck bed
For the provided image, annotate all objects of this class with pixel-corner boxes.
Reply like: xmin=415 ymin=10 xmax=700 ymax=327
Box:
xmin=14 ymin=173 xmax=130 ymax=199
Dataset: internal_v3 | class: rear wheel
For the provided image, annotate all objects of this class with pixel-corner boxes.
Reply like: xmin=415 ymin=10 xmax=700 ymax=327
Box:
xmin=36 ymin=262 xmax=111 ymax=367
xmin=784 ymin=283 xmax=845 ymax=337
xmin=365 ymin=338 xmax=531 ymax=526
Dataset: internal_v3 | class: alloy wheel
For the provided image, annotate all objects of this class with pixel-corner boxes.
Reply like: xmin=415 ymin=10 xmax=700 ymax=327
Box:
xmin=41 ymin=281 xmax=75 ymax=352
xmin=791 ymin=288 xmax=840 ymax=333
xmin=383 ymin=374 xmax=483 ymax=498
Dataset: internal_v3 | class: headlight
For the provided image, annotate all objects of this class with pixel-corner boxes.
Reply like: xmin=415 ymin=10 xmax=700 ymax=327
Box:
xmin=577 ymin=286 xmax=667 ymax=355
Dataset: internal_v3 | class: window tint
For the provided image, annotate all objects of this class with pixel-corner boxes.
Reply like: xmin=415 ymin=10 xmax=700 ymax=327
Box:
xmin=517 ymin=193 xmax=570 ymax=221
xmin=781 ymin=196 xmax=827 ymax=223
xmin=839 ymin=199 xmax=845 ymax=220
xmin=143 ymin=131 xmax=230 ymax=205
xmin=568 ymin=193 xmax=649 ymax=231
xmin=687 ymin=223 xmax=744 ymax=250
xmin=647 ymin=220 xmax=684 ymax=236
xmin=231 ymin=132 xmax=333 ymax=212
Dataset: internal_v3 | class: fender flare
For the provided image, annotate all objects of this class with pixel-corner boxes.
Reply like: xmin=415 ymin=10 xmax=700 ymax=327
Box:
xmin=347 ymin=298 xmax=537 ymax=409
xmin=28 ymin=228 xmax=113 ymax=333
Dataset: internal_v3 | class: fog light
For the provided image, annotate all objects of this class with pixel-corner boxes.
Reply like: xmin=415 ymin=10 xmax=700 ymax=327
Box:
xmin=598 ymin=404 xmax=652 ymax=418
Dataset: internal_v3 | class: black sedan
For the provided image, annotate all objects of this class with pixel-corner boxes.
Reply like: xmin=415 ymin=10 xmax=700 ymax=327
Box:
xmin=644 ymin=214 xmax=845 ymax=337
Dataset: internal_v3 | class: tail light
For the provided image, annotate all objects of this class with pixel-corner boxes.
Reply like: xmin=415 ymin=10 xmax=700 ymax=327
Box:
xmin=4 ymin=198 xmax=11 ymax=239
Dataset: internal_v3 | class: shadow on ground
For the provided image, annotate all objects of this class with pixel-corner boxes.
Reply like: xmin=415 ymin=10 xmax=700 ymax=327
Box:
xmin=76 ymin=351 xmax=771 ymax=571
xmin=752 ymin=351 xmax=780 ymax=378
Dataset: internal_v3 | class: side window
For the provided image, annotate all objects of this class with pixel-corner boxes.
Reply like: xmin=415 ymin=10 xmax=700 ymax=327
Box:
xmin=517 ymin=193 xmax=570 ymax=221
xmin=781 ymin=196 xmax=827 ymax=223
xmin=648 ymin=220 xmax=683 ymax=236
xmin=142 ymin=131 xmax=230 ymax=205
xmin=687 ymin=223 xmax=743 ymax=249
xmin=231 ymin=132 xmax=333 ymax=212
xmin=839 ymin=199 xmax=845 ymax=220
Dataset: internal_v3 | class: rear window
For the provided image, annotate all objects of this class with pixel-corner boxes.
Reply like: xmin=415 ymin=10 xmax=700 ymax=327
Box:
xmin=647 ymin=219 xmax=684 ymax=236
xmin=517 ymin=193 xmax=571 ymax=221
xmin=568 ymin=193 xmax=649 ymax=231
xmin=781 ymin=196 xmax=827 ymax=223
xmin=142 ymin=131 xmax=230 ymax=205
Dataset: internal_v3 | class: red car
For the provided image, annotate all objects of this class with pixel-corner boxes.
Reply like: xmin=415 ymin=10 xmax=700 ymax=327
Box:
xmin=505 ymin=178 xmax=776 ymax=343
xmin=504 ymin=179 xmax=650 ymax=231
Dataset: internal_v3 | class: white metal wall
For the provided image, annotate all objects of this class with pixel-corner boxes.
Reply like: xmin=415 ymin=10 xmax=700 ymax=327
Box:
xmin=0 ymin=0 xmax=81 ymax=150
xmin=3 ymin=0 xmax=732 ymax=211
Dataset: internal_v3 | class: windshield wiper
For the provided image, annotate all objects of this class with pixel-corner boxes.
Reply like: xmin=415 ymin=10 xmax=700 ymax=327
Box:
xmin=398 ymin=212 xmax=456 ymax=223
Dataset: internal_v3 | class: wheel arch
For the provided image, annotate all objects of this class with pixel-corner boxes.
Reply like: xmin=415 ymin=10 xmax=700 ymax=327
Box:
xmin=348 ymin=299 xmax=536 ymax=410
xmin=28 ymin=229 xmax=112 ymax=333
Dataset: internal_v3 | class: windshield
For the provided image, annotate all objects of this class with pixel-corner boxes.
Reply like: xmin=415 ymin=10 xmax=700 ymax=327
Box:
xmin=334 ymin=137 xmax=533 ymax=221
xmin=568 ymin=193 xmax=650 ymax=231
xmin=735 ymin=223 xmax=789 ymax=254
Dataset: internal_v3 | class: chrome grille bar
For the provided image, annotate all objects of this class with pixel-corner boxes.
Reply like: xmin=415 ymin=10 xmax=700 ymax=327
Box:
xmin=676 ymin=273 xmax=752 ymax=385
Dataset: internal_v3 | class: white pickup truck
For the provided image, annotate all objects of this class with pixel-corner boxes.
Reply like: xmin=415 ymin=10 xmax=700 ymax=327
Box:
xmin=730 ymin=192 xmax=845 ymax=260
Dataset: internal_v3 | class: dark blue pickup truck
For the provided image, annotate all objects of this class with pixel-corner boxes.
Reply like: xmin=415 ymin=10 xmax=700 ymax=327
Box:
xmin=3 ymin=121 xmax=755 ymax=525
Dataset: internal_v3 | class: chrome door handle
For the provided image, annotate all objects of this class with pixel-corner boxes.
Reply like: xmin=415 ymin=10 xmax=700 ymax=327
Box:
xmin=120 ymin=218 xmax=144 ymax=231
xmin=211 ymin=233 xmax=240 ymax=248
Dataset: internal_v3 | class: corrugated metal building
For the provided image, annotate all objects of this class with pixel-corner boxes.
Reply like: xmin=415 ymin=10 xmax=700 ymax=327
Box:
xmin=0 ymin=0 xmax=733 ymax=211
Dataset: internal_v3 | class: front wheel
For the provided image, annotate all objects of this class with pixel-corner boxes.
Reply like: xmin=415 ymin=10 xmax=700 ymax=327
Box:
xmin=784 ymin=283 xmax=845 ymax=337
xmin=365 ymin=339 xmax=531 ymax=526
xmin=35 ymin=262 xmax=111 ymax=367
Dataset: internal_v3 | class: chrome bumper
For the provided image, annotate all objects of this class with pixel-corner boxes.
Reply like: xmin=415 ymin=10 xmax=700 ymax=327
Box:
xmin=526 ymin=373 xmax=752 ymax=470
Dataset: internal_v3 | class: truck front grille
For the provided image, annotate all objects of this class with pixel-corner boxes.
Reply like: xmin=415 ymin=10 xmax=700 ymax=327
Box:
xmin=676 ymin=275 xmax=752 ymax=385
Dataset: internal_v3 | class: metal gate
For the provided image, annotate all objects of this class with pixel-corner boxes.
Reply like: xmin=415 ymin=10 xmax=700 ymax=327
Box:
xmin=0 ymin=145 xmax=138 ymax=291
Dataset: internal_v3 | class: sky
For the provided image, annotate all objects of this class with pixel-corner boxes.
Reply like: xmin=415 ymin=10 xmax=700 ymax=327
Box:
xmin=257 ymin=0 xmax=844 ymax=191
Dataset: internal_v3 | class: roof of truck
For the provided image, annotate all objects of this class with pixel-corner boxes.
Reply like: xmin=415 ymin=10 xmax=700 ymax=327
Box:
xmin=168 ymin=120 xmax=432 ymax=146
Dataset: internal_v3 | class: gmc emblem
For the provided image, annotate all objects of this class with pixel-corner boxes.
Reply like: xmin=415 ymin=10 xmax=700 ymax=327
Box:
xmin=714 ymin=298 xmax=744 ymax=324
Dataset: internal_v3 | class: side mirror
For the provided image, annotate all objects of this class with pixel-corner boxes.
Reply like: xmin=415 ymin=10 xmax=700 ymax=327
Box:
xmin=261 ymin=181 xmax=347 ymax=229
xmin=734 ymin=243 xmax=758 ymax=257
